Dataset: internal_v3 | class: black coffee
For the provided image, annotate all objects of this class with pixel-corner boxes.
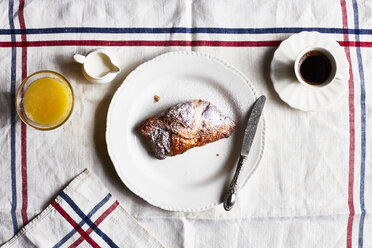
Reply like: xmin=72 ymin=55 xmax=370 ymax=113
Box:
xmin=299 ymin=51 xmax=332 ymax=85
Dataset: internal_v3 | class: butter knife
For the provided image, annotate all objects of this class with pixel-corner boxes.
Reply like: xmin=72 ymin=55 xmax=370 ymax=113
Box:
xmin=223 ymin=95 xmax=266 ymax=211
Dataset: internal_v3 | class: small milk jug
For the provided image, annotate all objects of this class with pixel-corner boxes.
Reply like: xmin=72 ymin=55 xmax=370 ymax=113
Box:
xmin=73 ymin=49 xmax=121 ymax=84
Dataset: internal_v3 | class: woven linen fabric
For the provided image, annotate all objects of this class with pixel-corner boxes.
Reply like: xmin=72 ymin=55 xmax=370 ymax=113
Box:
xmin=1 ymin=0 xmax=372 ymax=247
xmin=0 ymin=170 xmax=164 ymax=248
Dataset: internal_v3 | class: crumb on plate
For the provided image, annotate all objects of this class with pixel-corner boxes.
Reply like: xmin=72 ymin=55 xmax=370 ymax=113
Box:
xmin=154 ymin=95 xmax=160 ymax=103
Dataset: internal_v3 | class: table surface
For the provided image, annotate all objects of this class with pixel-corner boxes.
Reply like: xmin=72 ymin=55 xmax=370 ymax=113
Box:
xmin=0 ymin=1 xmax=371 ymax=247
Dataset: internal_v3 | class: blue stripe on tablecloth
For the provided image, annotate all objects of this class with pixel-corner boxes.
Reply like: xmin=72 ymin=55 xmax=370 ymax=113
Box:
xmin=59 ymin=192 xmax=119 ymax=248
xmin=1 ymin=27 xmax=372 ymax=35
xmin=8 ymin=0 xmax=18 ymax=235
xmin=53 ymin=193 xmax=112 ymax=248
xmin=352 ymin=0 xmax=367 ymax=247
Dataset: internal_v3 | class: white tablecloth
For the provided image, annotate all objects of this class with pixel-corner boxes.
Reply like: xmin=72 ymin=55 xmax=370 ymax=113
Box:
xmin=0 ymin=0 xmax=371 ymax=247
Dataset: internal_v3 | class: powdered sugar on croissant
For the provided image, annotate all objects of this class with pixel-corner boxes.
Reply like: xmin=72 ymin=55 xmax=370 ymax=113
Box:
xmin=139 ymin=100 xmax=236 ymax=159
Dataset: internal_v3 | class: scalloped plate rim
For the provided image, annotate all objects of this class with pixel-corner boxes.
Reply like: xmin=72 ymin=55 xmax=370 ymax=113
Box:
xmin=106 ymin=51 xmax=266 ymax=212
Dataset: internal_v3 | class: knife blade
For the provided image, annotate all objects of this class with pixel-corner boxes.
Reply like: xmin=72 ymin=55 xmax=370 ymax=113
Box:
xmin=223 ymin=95 xmax=266 ymax=211
xmin=240 ymin=95 xmax=266 ymax=156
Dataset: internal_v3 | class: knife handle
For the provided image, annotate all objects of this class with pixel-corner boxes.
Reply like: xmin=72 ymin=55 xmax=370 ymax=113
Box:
xmin=223 ymin=155 xmax=247 ymax=211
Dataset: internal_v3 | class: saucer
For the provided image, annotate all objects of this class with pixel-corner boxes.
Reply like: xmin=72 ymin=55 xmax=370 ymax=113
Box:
xmin=270 ymin=32 xmax=349 ymax=111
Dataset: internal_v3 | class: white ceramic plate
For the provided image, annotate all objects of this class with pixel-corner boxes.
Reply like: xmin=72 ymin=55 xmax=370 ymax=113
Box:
xmin=106 ymin=51 xmax=265 ymax=212
xmin=271 ymin=31 xmax=349 ymax=111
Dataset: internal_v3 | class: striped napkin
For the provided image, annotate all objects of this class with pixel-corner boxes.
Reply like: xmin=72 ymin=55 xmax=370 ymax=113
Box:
xmin=0 ymin=170 xmax=164 ymax=248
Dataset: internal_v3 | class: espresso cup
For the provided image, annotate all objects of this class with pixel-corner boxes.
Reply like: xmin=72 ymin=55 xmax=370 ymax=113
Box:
xmin=294 ymin=47 xmax=343 ymax=88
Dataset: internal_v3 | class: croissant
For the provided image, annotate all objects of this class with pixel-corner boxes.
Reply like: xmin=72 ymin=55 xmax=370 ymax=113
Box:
xmin=139 ymin=100 xmax=236 ymax=159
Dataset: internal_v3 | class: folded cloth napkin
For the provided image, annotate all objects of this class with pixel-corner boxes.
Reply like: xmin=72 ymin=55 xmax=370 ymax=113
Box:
xmin=0 ymin=170 xmax=164 ymax=248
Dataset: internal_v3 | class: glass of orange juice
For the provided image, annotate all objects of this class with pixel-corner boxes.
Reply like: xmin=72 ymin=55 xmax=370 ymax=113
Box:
xmin=16 ymin=71 xmax=74 ymax=130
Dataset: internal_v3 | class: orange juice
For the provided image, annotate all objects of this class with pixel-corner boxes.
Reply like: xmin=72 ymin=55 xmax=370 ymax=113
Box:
xmin=23 ymin=77 xmax=73 ymax=126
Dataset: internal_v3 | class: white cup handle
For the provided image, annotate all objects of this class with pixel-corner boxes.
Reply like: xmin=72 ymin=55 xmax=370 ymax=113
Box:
xmin=73 ymin=54 xmax=86 ymax=64
xmin=336 ymin=74 xmax=344 ymax=80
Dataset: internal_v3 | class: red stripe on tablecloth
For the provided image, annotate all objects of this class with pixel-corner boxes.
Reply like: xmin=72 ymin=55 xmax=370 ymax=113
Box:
xmin=51 ymin=201 xmax=101 ymax=248
xmin=18 ymin=0 xmax=28 ymax=225
xmin=0 ymin=40 xmax=371 ymax=48
xmin=69 ymin=201 xmax=119 ymax=248
xmin=20 ymin=124 xmax=27 ymax=224
xmin=338 ymin=41 xmax=372 ymax=47
xmin=0 ymin=40 xmax=281 ymax=47
xmin=340 ymin=1 xmax=356 ymax=247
